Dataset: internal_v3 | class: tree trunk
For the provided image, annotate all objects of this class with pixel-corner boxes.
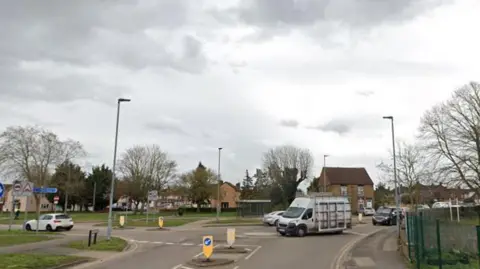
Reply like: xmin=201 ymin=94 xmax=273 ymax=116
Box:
xmin=34 ymin=194 xmax=41 ymax=232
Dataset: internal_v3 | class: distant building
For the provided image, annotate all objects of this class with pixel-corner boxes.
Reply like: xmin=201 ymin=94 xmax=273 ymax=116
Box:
xmin=317 ymin=167 xmax=375 ymax=214
xmin=1 ymin=184 xmax=53 ymax=213
xmin=210 ymin=181 xmax=240 ymax=209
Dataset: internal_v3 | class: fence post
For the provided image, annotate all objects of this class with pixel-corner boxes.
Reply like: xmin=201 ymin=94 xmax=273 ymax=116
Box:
xmin=476 ymin=225 xmax=480 ymax=269
xmin=415 ymin=215 xmax=421 ymax=269
xmin=407 ymin=213 xmax=412 ymax=262
xmin=436 ymin=219 xmax=442 ymax=269
xmin=419 ymin=211 xmax=425 ymax=260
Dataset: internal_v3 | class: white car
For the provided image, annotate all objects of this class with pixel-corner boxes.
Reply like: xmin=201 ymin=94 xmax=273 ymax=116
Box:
xmin=432 ymin=202 xmax=450 ymax=208
xmin=25 ymin=213 xmax=74 ymax=232
xmin=363 ymin=208 xmax=375 ymax=216
xmin=263 ymin=211 xmax=284 ymax=226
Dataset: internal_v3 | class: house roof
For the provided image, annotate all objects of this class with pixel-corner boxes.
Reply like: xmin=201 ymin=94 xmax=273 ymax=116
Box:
xmin=209 ymin=181 xmax=239 ymax=192
xmin=320 ymin=167 xmax=374 ymax=185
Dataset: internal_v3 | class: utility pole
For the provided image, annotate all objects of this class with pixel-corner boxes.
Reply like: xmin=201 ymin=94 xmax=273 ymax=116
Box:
xmin=92 ymin=181 xmax=96 ymax=212
xmin=323 ymin=155 xmax=329 ymax=192
xmin=216 ymin=147 xmax=222 ymax=223
xmin=107 ymin=98 xmax=131 ymax=241
xmin=383 ymin=116 xmax=400 ymax=239
xmin=64 ymin=163 xmax=70 ymax=214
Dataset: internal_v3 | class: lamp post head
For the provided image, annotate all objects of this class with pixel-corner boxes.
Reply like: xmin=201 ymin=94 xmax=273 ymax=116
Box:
xmin=218 ymin=147 xmax=223 ymax=151
xmin=118 ymin=98 xmax=131 ymax=103
xmin=383 ymin=116 xmax=393 ymax=120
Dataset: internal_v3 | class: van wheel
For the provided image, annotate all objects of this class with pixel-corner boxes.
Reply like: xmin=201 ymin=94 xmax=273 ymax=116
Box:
xmin=46 ymin=225 xmax=53 ymax=232
xmin=297 ymin=227 xmax=306 ymax=237
xmin=274 ymin=220 xmax=279 ymax=227
xmin=25 ymin=224 xmax=31 ymax=231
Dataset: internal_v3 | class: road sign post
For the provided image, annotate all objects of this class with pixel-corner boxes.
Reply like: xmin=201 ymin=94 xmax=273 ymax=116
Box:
xmin=202 ymin=236 xmax=213 ymax=261
xmin=147 ymin=190 xmax=158 ymax=224
xmin=9 ymin=180 xmax=22 ymax=231
xmin=53 ymin=196 xmax=59 ymax=213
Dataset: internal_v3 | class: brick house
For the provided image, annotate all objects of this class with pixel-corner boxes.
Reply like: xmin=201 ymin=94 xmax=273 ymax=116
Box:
xmin=210 ymin=181 xmax=240 ymax=209
xmin=318 ymin=167 xmax=375 ymax=214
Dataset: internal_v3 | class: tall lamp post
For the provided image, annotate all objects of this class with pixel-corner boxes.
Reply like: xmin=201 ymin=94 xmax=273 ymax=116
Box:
xmin=323 ymin=154 xmax=329 ymax=192
xmin=383 ymin=116 xmax=400 ymax=238
xmin=216 ymin=147 xmax=222 ymax=222
xmin=106 ymin=98 xmax=131 ymax=240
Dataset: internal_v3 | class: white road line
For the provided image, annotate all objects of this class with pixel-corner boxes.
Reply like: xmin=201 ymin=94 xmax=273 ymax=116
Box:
xmin=180 ymin=265 xmax=194 ymax=269
xmin=244 ymin=245 xmax=261 ymax=260
xmin=233 ymin=266 xmax=239 ymax=269
xmin=182 ymin=243 xmax=194 ymax=246
xmin=153 ymin=241 xmax=163 ymax=244
xmin=165 ymin=242 xmax=174 ymax=245
xmin=172 ymin=265 xmax=183 ymax=269
xmin=345 ymin=231 xmax=367 ymax=236
xmin=137 ymin=240 xmax=149 ymax=243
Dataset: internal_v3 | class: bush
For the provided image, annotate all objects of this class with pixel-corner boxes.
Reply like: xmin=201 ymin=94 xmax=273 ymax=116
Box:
xmin=177 ymin=207 xmax=184 ymax=216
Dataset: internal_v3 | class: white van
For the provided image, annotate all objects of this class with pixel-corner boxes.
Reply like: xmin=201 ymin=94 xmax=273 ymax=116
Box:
xmin=276 ymin=193 xmax=352 ymax=237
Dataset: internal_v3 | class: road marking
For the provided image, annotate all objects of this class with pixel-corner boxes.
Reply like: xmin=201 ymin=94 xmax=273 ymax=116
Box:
xmin=345 ymin=231 xmax=368 ymax=236
xmin=244 ymin=245 xmax=261 ymax=260
xmin=233 ymin=266 xmax=239 ymax=269
xmin=153 ymin=241 xmax=163 ymax=244
xmin=182 ymin=243 xmax=194 ymax=246
xmin=165 ymin=242 xmax=174 ymax=245
xmin=136 ymin=240 xmax=149 ymax=243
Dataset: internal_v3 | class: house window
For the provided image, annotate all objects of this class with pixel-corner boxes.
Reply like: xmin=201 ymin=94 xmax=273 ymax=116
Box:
xmin=358 ymin=185 xmax=364 ymax=196
xmin=340 ymin=185 xmax=348 ymax=196
xmin=221 ymin=202 xmax=229 ymax=209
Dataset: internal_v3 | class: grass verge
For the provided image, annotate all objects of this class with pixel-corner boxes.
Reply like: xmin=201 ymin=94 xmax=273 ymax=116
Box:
xmin=206 ymin=218 xmax=261 ymax=225
xmin=0 ymin=230 xmax=54 ymax=247
xmin=68 ymin=237 xmax=127 ymax=252
xmin=0 ymin=253 xmax=85 ymax=269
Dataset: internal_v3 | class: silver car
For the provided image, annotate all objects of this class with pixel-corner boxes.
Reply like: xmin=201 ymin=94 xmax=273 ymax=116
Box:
xmin=363 ymin=208 xmax=375 ymax=216
xmin=263 ymin=211 xmax=284 ymax=226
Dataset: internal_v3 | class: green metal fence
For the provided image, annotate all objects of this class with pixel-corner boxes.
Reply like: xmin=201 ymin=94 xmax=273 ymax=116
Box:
xmin=406 ymin=208 xmax=480 ymax=268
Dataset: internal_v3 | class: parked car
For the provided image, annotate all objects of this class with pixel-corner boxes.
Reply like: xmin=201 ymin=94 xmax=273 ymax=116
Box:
xmin=25 ymin=213 xmax=74 ymax=232
xmin=432 ymin=201 xmax=450 ymax=208
xmin=363 ymin=208 xmax=375 ymax=216
xmin=263 ymin=211 xmax=284 ymax=226
xmin=372 ymin=207 xmax=398 ymax=226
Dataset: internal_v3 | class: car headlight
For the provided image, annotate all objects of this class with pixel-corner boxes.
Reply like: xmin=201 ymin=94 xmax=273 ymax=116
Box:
xmin=288 ymin=222 xmax=296 ymax=228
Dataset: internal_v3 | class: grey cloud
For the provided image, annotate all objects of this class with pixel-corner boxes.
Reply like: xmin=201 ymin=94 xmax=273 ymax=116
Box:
xmin=356 ymin=90 xmax=375 ymax=97
xmin=308 ymin=114 xmax=385 ymax=135
xmin=280 ymin=119 xmax=299 ymax=128
xmin=0 ymin=1 xmax=208 ymax=73
xmin=144 ymin=120 xmax=189 ymax=136
xmin=215 ymin=0 xmax=450 ymax=41
xmin=309 ymin=120 xmax=351 ymax=135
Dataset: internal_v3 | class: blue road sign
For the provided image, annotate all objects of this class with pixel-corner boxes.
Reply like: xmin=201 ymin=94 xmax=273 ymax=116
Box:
xmin=33 ymin=187 xmax=57 ymax=194
xmin=204 ymin=238 xmax=212 ymax=246
xmin=0 ymin=182 xmax=4 ymax=198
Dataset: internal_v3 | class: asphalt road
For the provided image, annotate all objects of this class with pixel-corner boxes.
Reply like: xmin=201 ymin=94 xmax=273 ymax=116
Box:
xmin=83 ymin=223 xmax=386 ymax=269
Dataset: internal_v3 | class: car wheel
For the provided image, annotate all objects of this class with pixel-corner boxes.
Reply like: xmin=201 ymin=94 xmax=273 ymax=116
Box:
xmin=372 ymin=221 xmax=377 ymax=226
xmin=25 ymin=224 xmax=31 ymax=231
xmin=279 ymin=232 xmax=286 ymax=236
xmin=46 ymin=225 xmax=53 ymax=232
xmin=297 ymin=227 xmax=306 ymax=237
xmin=274 ymin=220 xmax=279 ymax=227
xmin=66 ymin=227 xmax=72 ymax=231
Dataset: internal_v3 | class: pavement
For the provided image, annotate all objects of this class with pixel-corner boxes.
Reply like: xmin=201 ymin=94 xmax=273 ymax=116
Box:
xmin=342 ymin=226 xmax=407 ymax=269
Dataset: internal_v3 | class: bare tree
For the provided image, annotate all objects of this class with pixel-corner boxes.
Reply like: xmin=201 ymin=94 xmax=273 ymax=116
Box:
xmin=262 ymin=145 xmax=314 ymax=205
xmin=0 ymin=126 xmax=85 ymax=219
xmin=118 ymin=144 xmax=177 ymax=211
xmin=377 ymin=140 xmax=433 ymax=205
xmin=419 ymin=82 xmax=480 ymax=196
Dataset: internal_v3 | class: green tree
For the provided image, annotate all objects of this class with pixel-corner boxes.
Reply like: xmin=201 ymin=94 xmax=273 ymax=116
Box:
xmin=374 ymin=182 xmax=393 ymax=209
xmin=49 ymin=161 xmax=87 ymax=211
xmin=179 ymin=162 xmax=217 ymax=211
xmin=85 ymin=164 xmax=112 ymax=211
xmin=307 ymin=176 xmax=321 ymax=193
xmin=240 ymin=170 xmax=255 ymax=199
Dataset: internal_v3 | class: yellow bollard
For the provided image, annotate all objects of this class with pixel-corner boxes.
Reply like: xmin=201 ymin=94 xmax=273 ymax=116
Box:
xmin=119 ymin=215 xmax=125 ymax=228
xmin=227 ymin=228 xmax=235 ymax=248
xmin=202 ymin=236 xmax=213 ymax=261
xmin=158 ymin=217 xmax=164 ymax=229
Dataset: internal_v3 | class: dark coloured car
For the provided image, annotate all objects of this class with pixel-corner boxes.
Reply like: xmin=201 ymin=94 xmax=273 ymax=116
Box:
xmin=372 ymin=207 xmax=398 ymax=226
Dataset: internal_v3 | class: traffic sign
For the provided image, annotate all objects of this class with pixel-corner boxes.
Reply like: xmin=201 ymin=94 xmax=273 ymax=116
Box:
xmin=54 ymin=196 xmax=59 ymax=204
xmin=148 ymin=190 xmax=158 ymax=201
xmin=12 ymin=180 xmax=22 ymax=196
xmin=21 ymin=181 xmax=33 ymax=197
xmin=33 ymin=187 xmax=57 ymax=194
xmin=0 ymin=182 xmax=4 ymax=198
xmin=202 ymin=235 xmax=213 ymax=259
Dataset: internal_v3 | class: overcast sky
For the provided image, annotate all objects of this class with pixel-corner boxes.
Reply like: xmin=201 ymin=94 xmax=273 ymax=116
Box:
xmin=0 ymin=0 xmax=478 ymax=189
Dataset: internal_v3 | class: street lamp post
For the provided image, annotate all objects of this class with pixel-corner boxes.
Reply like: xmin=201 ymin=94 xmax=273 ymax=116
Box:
xmin=323 ymin=154 xmax=329 ymax=192
xmin=106 ymin=98 xmax=131 ymax=240
xmin=383 ymin=116 xmax=400 ymax=238
xmin=216 ymin=147 xmax=222 ymax=223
